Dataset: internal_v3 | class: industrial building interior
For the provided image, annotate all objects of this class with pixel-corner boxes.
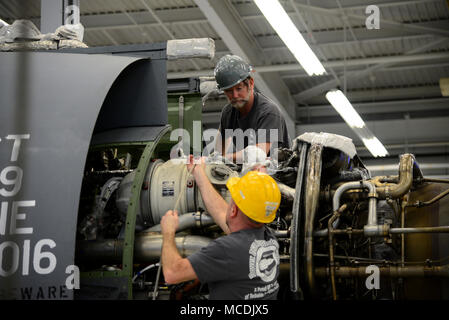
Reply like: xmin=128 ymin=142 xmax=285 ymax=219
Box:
xmin=1 ymin=0 xmax=449 ymax=302
xmin=1 ymin=0 xmax=448 ymax=177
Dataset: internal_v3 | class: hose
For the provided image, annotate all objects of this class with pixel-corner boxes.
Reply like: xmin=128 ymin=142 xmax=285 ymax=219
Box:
xmin=132 ymin=263 xmax=159 ymax=283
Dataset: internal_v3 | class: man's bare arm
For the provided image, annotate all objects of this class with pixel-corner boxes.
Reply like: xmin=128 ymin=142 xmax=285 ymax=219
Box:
xmin=188 ymin=157 xmax=230 ymax=234
xmin=161 ymin=210 xmax=198 ymax=284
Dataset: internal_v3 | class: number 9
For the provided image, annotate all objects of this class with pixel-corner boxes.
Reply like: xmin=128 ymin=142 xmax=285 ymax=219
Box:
xmin=0 ymin=166 xmax=23 ymax=197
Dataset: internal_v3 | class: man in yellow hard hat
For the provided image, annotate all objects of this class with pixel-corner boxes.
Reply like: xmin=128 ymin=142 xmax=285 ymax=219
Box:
xmin=160 ymin=157 xmax=281 ymax=300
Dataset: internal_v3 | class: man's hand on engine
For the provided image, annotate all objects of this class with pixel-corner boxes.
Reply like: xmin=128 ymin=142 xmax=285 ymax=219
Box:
xmin=161 ymin=210 xmax=179 ymax=236
xmin=187 ymin=154 xmax=206 ymax=177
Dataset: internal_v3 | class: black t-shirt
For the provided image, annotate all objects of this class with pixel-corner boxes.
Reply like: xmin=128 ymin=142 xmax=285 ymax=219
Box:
xmin=187 ymin=226 xmax=280 ymax=300
xmin=218 ymin=92 xmax=291 ymax=154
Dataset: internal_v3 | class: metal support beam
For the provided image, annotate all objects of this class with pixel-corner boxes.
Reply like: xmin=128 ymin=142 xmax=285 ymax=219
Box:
xmin=293 ymin=38 xmax=449 ymax=102
xmin=302 ymin=86 xmax=444 ymax=106
xmin=167 ymin=52 xmax=449 ymax=79
xmin=296 ymin=0 xmax=443 ymax=11
xmin=40 ymin=0 xmax=64 ymax=33
xmin=287 ymin=0 xmax=339 ymax=84
xmin=267 ymin=52 xmax=449 ymax=72
xmin=296 ymin=116 xmax=449 ymax=150
xmin=293 ymin=1 xmax=449 ymax=37
xmin=298 ymin=97 xmax=449 ymax=119
xmin=138 ymin=0 xmax=201 ymax=70
xmin=193 ymin=0 xmax=297 ymax=137
xmin=82 ymin=9 xmax=448 ymax=41
xmin=40 ymin=0 xmax=80 ymax=33
xmin=367 ymin=162 xmax=449 ymax=172
xmin=63 ymin=0 xmax=80 ymax=25
xmin=282 ymin=61 xmax=449 ymax=80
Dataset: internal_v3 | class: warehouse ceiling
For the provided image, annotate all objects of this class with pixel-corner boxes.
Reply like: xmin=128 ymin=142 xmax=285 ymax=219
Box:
xmin=1 ymin=0 xmax=449 ymax=176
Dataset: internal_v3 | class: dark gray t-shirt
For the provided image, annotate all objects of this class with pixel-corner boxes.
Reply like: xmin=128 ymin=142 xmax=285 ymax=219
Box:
xmin=187 ymin=226 xmax=280 ymax=300
xmin=219 ymin=92 xmax=291 ymax=154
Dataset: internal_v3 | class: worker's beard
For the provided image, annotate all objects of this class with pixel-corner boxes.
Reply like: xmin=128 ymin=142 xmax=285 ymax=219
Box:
xmin=230 ymin=97 xmax=249 ymax=110
xmin=229 ymin=87 xmax=251 ymax=110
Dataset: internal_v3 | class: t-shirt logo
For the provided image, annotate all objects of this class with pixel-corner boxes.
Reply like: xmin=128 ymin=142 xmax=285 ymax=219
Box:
xmin=248 ymin=239 xmax=279 ymax=283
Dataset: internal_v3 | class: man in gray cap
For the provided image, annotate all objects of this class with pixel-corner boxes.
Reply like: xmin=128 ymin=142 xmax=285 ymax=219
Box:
xmin=213 ymin=54 xmax=290 ymax=162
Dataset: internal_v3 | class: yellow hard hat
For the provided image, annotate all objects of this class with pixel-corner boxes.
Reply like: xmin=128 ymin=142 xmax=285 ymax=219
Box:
xmin=226 ymin=171 xmax=281 ymax=223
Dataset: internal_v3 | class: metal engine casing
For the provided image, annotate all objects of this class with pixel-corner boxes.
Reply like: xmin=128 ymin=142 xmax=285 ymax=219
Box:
xmin=115 ymin=159 xmax=236 ymax=229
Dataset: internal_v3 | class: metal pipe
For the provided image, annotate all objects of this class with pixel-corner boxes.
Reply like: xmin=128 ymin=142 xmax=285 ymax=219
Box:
xmin=152 ymin=261 xmax=162 ymax=300
xmin=372 ymin=176 xmax=399 ymax=187
xmin=314 ymin=226 xmax=449 ymax=236
xmin=314 ymin=180 xmax=379 ymax=237
xmin=422 ymin=178 xmax=449 ymax=184
xmin=409 ymin=188 xmax=449 ymax=208
xmin=143 ymin=211 xmax=215 ymax=233
xmin=376 ymin=154 xmax=419 ymax=200
xmin=304 ymin=144 xmax=323 ymax=296
xmin=365 ymin=155 xmax=424 ymax=237
xmin=401 ymin=196 xmax=407 ymax=267
xmin=273 ymin=230 xmax=289 ymax=238
xmin=76 ymin=234 xmax=212 ymax=264
xmin=327 ymin=228 xmax=364 ymax=235
xmin=332 ymin=181 xmax=374 ymax=213
xmin=314 ymin=253 xmax=386 ymax=263
xmin=328 ymin=207 xmax=345 ymax=300
xmin=277 ymin=182 xmax=296 ymax=201
xmin=390 ymin=226 xmax=449 ymax=234
xmin=315 ymin=265 xmax=449 ymax=278
xmin=290 ymin=142 xmax=308 ymax=295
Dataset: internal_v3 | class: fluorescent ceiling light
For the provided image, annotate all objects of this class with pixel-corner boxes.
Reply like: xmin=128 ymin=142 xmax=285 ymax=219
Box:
xmin=254 ymin=0 xmax=326 ymax=76
xmin=362 ymin=137 xmax=389 ymax=158
xmin=326 ymin=89 xmax=388 ymax=158
xmin=325 ymin=90 xmax=365 ymax=128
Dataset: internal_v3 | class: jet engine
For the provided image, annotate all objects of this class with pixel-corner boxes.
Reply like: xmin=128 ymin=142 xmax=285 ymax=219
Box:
xmin=74 ymin=132 xmax=449 ymax=300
